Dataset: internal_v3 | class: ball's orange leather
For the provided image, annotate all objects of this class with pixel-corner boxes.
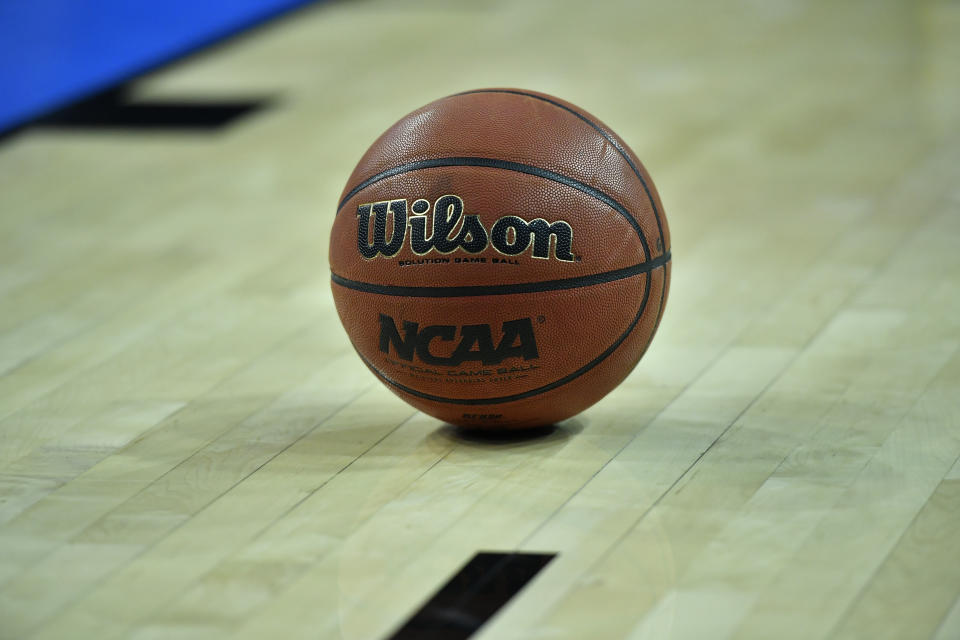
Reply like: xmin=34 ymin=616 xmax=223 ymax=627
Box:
xmin=330 ymin=89 xmax=670 ymax=428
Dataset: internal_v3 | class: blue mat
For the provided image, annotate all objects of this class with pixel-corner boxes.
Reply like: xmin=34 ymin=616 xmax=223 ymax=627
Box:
xmin=0 ymin=0 xmax=318 ymax=134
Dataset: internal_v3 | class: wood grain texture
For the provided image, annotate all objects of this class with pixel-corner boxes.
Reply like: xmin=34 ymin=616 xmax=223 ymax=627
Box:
xmin=1 ymin=0 xmax=958 ymax=638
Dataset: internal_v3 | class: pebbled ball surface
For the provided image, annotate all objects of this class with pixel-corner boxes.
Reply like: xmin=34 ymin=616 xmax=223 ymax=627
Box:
xmin=329 ymin=88 xmax=671 ymax=429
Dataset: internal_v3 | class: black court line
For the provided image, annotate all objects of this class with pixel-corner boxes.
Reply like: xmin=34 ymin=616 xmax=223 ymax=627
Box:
xmin=34 ymin=86 xmax=272 ymax=131
xmin=331 ymin=251 xmax=670 ymax=298
xmin=388 ymin=552 xmax=556 ymax=640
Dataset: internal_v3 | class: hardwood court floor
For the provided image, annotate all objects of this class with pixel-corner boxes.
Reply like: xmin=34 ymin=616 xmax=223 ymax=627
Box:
xmin=1 ymin=1 xmax=959 ymax=638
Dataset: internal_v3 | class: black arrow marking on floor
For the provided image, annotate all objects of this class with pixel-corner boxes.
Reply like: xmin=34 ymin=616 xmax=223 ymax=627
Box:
xmin=387 ymin=551 xmax=557 ymax=640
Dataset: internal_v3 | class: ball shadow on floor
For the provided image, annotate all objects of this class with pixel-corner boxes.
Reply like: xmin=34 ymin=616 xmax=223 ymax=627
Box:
xmin=428 ymin=417 xmax=585 ymax=452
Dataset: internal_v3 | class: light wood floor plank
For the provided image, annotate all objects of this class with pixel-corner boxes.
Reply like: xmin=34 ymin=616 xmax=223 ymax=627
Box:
xmin=1 ymin=349 xmax=367 ymax=637
xmin=830 ymin=466 xmax=960 ymax=639
xmin=0 ymin=321 xmax=341 ymax=583
xmin=0 ymin=250 xmax=325 ymax=507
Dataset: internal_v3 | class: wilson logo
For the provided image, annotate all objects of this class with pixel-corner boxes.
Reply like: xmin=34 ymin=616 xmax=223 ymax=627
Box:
xmin=378 ymin=313 xmax=539 ymax=366
xmin=357 ymin=194 xmax=574 ymax=261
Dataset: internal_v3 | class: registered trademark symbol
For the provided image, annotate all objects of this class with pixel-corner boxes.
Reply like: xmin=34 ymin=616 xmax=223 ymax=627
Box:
xmin=575 ymin=255 xmax=582 ymax=262
xmin=537 ymin=315 xmax=546 ymax=324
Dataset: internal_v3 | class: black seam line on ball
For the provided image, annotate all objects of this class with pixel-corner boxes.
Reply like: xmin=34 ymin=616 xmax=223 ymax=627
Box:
xmin=651 ymin=259 xmax=670 ymax=335
xmin=639 ymin=264 xmax=668 ymax=364
xmin=454 ymin=89 xmax=666 ymax=248
xmin=356 ymin=272 xmax=652 ymax=406
xmin=330 ymin=251 xmax=669 ymax=298
xmin=336 ymin=156 xmax=651 ymax=259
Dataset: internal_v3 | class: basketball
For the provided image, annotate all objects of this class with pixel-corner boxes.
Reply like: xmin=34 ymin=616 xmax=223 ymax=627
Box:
xmin=329 ymin=89 xmax=671 ymax=429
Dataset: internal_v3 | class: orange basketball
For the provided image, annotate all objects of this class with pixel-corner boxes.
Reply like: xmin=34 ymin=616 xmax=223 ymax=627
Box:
xmin=329 ymin=89 xmax=671 ymax=429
